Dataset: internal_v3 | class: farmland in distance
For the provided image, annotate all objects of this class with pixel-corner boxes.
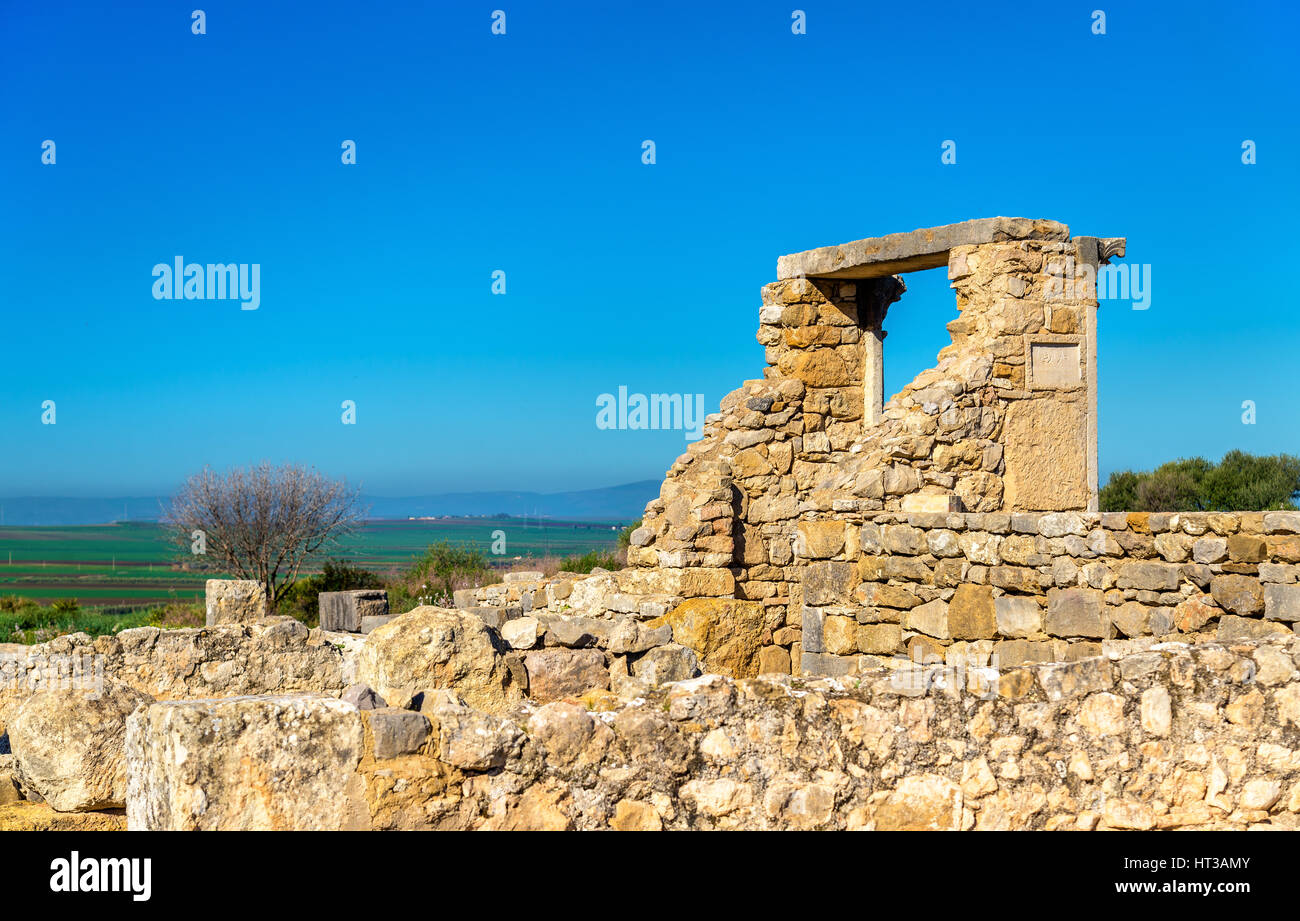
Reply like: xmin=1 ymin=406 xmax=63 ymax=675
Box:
xmin=0 ymin=517 xmax=626 ymax=608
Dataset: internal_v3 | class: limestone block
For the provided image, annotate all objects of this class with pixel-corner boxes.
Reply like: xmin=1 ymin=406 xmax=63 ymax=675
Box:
xmin=1044 ymin=588 xmax=1107 ymax=638
xmin=777 ymin=218 xmax=1069 ymax=280
xmin=125 ymin=695 xmax=364 ymax=830
xmin=357 ymin=606 xmax=522 ymax=714
xmin=522 ymin=648 xmax=609 ymax=701
xmin=647 ymin=598 xmax=766 ymax=678
xmin=1001 ymin=400 xmax=1088 ymax=512
xmin=9 ymin=678 xmax=153 ymax=812
xmin=1210 ymin=575 xmax=1264 ymax=616
xmin=319 ymin=590 xmax=389 ymax=633
xmin=1265 ymin=583 xmax=1300 ymax=622
xmin=995 ymin=595 xmax=1041 ymax=638
xmin=205 ymin=579 xmax=267 ymax=626
xmin=631 ymin=645 xmax=702 ymax=685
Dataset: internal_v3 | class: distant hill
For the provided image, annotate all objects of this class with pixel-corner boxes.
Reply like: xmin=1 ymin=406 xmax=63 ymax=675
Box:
xmin=0 ymin=481 xmax=661 ymax=526
xmin=361 ymin=481 xmax=660 ymax=522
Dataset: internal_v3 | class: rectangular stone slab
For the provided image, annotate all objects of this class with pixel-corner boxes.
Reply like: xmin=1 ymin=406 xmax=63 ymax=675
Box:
xmin=320 ymin=589 xmax=389 ymax=633
xmin=776 ymin=217 xmax=1070 ymax=280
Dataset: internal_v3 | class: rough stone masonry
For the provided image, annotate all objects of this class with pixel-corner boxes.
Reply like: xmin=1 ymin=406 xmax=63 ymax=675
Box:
xmin=4 ymin=217 xmax=1300 ymax=832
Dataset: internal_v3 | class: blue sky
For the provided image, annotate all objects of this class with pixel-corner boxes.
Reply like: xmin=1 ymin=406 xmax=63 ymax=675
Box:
xmin=1 ymin=0 xmax=1296 ymax=497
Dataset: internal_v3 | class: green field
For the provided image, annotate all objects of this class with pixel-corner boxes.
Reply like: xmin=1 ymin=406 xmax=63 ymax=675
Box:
xmin=0 ymin=518 xmax=625 ymax=608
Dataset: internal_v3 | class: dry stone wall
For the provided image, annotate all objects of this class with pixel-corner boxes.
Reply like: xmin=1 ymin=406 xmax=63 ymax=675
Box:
xmin=797 ymin=509 xmax=1300 ymax=677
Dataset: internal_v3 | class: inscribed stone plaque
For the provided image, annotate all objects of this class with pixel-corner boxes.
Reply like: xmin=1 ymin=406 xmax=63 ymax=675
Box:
xmin=1029 ymin=341 xmax=1081 ymax=389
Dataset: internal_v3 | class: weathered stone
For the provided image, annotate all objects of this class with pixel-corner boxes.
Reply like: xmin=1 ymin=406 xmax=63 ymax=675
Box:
xmin=205 ymin=579 xmax=267 ymax=625
xmin=0 ymin=802 xmax=126 ymax=831
xmin=423 ymin=692 xmax=523 ymax=770
xmin=9 ymin=678 xmax=153 ymax=812
xmin=1173 ymin=595 xmax=1219 ymax=633
xmin=647 ymin=598 xmax=765 ymax=678
xmin=523 ymin=648 xmax=609 ymax=701
xmin=1216 ymin=615 xmax=1291 ymax=644
xmin=1210 ymin=575 xmax=1264 ymax=616
xmin=995 ymin=595 xmax=1041 ymax=638
xmin=357 ymin=606 xmax=522 ymax=714
xmin=948 ymin=584 xmax=996 ymax=640
xmin=125 ymin=695 xmax=364 ymax=830
xmin=341 ymin=683 xmax=385 ymax=710
xmin=631 ymin=644 xmax=702 ymax=685
xmin=857 ymin=624 xmax=903 ymax=654
xmin=1265 ymin=584 xmax=1300 ymax=622
xmin=366 ymin=708 xmax=432 ymax=760
xmin=757 ymin=645 xmax=792 ymax=675
xmin=1002 ymin=401 xmax=1088 ymax=512
xmin=872 ymin=774 xmax=963 ymax=830
xmin=605 ymin=618 xmax=672 ymax=654
xmin=904 ymin=599 xmax=950 ymax=640
xmin=501 ymin=616 xmax=541 ymax=649
xmin=822 ymin=615 xmax=859 ymax=655
xmin=319 ymin=590 xmax=389 ymax=633
xmin=1117 ymin=561 xmax=1180 ymax=592
xmin=610 ymin=799 xmax=662 ymax=831
xmin=777 ymin=217 xmax=1068 ymax=280
xmin=1044 ymin=588 xmax=1107 ymax=638
xmin=803 ymin=561 xmax=856 ymax=604
xmin=796 ymin=521 xmax=846 ymax=559
xmin=1140 ymin=686 xmax=1171 ymax=737
xmin=1192 ymin=537 xmax=1228 ymax=564
xmin=1111 ymin=601 xmax=1153 ymax=638
xmin=1227 ymin=534 xmax=1267 ymax=563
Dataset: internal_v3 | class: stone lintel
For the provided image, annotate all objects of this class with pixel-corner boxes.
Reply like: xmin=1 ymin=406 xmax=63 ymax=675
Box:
xmin=777 ymin=217 xmax=1071 ymax=280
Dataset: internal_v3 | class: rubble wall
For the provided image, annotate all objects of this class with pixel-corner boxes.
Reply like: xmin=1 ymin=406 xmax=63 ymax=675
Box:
xmin=127 ymin=638 xmax=1300 ymax=831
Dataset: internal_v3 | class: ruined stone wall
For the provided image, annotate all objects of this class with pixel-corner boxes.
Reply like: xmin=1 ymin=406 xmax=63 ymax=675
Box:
xmin=795 ymin=509 xmax=1300 ymax=677
xmin=624 ymin=228 xmax=1105 ymax=673
xmin=0 ymin=619 xmax=349 ymax=735
xmin=126 ymin=638 xmax=1300 ymax=830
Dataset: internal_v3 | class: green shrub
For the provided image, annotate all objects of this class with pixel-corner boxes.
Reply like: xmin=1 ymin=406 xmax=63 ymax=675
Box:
xmin=1100 ymin=451 xmax=1300 ymax=512
xmin=557 ymin=550 xmax=621 ymax=574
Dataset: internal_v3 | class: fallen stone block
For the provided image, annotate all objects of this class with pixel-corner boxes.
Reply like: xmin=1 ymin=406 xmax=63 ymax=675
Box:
xmin=319 ymin=590 xmax=389 ymax=633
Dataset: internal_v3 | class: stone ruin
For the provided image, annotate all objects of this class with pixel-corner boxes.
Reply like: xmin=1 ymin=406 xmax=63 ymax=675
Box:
xmin=3 ymin=218 xmax=1300 ymax=831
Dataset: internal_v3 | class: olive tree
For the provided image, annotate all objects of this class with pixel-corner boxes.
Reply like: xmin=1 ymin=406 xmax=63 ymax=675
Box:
xmin=164 ymin=462 xmax=365 ymax=614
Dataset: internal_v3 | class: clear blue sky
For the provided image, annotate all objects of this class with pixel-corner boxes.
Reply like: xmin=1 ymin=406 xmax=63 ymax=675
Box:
xmin=1 ymin=0 xmax=1296 ymax=497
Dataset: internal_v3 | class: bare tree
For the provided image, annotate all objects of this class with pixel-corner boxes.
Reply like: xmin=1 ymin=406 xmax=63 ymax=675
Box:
xmin=164 ymin=462 xmax=366 ymax=615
